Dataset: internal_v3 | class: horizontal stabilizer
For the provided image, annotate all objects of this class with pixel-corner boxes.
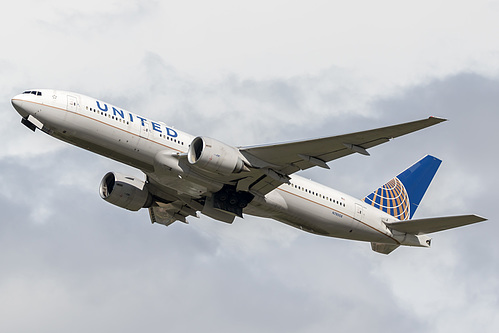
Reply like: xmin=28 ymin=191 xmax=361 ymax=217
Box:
xmin=386 ymin=214 xmax=487 ymax=235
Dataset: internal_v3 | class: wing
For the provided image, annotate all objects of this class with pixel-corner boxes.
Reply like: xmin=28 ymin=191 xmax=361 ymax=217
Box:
xmin=386 ymin=214 xmax=487 ymax=235
xmin=146 ymin=116 xmax=446 ymax=226
xmin=238 ymin=116 xmax=446 ymax=194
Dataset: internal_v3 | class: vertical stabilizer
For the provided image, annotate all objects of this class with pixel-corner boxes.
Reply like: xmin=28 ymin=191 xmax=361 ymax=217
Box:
xmin=363 ymin=155 xmax=442 ymax=220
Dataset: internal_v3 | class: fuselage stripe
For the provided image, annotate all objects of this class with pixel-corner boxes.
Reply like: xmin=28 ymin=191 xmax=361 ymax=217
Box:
xmin=16 ymin=99 xmax=185 ymax=153
xmin=276 ymin=187 xmax=400 ymax=244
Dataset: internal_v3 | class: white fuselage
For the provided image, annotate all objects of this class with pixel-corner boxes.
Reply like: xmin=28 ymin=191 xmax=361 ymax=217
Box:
xmin=13 ymin=89 xmax=418 ymax=247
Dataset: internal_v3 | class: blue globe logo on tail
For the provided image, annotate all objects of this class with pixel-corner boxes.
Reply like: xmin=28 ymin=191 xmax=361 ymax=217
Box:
xmin=362 ymin=155 xmax=442 ymax=220
xmin=363 ymin=177 xmax=410 ymax=220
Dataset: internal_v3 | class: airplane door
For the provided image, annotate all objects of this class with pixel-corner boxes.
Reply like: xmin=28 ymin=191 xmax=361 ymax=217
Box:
xmin=67 ymin=95 xmax=78 ymax=112
xmin=354 ymin=204 xmax=365 ymax=221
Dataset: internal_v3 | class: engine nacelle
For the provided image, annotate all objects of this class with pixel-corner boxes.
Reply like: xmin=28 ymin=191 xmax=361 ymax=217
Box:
xmin=187 ymin=136 xmax=247 ymax=175
xmin=99 ymin=172 xmax=152 ymax=211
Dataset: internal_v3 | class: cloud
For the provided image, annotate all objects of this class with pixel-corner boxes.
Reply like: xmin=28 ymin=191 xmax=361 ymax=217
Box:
xmin=1 ymin=1 xmax=499 ymax=332
xmin=2 ymin=71 xmax=497 ymax=333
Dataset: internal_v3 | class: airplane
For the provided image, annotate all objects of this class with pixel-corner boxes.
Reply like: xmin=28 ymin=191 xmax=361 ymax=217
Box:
xmin=11 ymin=89 xmax=487 ymax=254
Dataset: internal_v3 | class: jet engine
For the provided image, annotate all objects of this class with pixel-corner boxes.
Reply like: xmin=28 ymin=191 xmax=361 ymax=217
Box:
xmin=187 ymin=136 xmax=248 ymax=175
xmin=99 ymin=172 xmax=152 ymax=211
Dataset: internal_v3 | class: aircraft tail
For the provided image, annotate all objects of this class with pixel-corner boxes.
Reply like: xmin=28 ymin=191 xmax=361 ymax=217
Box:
xmin=363 ymin=155 xmax=442 ymax=220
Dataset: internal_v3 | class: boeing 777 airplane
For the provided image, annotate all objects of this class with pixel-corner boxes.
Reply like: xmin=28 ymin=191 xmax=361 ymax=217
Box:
xmin=11 ymin=89 xmax=487 ymax=254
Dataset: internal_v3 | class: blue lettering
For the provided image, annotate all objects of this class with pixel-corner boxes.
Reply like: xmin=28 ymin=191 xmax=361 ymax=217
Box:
xmin=129 ymin=113 xmax=133 ymax=122
xmin=112 ymin=107 xmax=125 ymax=119
xmin=332 ymin=211 xmax=343 ymax=218
xmin=166 ymin=127 xmax=178 ymax=137
xmin=136 ymin=116 xmax=147 ymax=126
xmin=151 ymin=122 xmax=162 ymax=132
xmin=96 ymin=101 xmax=108 ymax=112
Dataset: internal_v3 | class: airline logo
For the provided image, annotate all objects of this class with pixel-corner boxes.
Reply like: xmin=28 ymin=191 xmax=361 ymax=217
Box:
xmin=95 ymin=100 xmax=178 ymax=137
xmin=362 ymin=177 xmax=410 ymax=220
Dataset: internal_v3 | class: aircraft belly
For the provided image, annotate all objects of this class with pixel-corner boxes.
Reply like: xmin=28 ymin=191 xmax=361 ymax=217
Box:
xmin=258 ymin=188 xmax=395 ymax=243
xmin=54 ymin=133 xmax=154 ymax=171
xmin=49 ymin=110 xmax=156 ymax=172
xmin=147 ymin=172 xmax=214 ymax=198
xmin=35 ymin=104 xmax=67 ymax=128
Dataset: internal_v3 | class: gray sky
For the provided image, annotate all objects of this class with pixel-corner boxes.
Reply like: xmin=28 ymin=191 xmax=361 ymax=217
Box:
xmin=1 ymin=1 xmax=498 ymax=332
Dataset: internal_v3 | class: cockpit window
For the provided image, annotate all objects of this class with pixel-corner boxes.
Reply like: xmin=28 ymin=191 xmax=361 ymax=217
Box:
xmin=23 ymin=90 xmax=42 ymax=96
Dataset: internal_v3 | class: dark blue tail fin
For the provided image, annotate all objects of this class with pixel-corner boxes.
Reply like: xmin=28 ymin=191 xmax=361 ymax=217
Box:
xmin=363 ymin=155 xmax=442 ymax=220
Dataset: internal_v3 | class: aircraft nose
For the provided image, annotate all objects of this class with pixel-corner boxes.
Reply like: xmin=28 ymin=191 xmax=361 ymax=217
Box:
xmin=11 ymin=95 xmax=29 ymax=117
